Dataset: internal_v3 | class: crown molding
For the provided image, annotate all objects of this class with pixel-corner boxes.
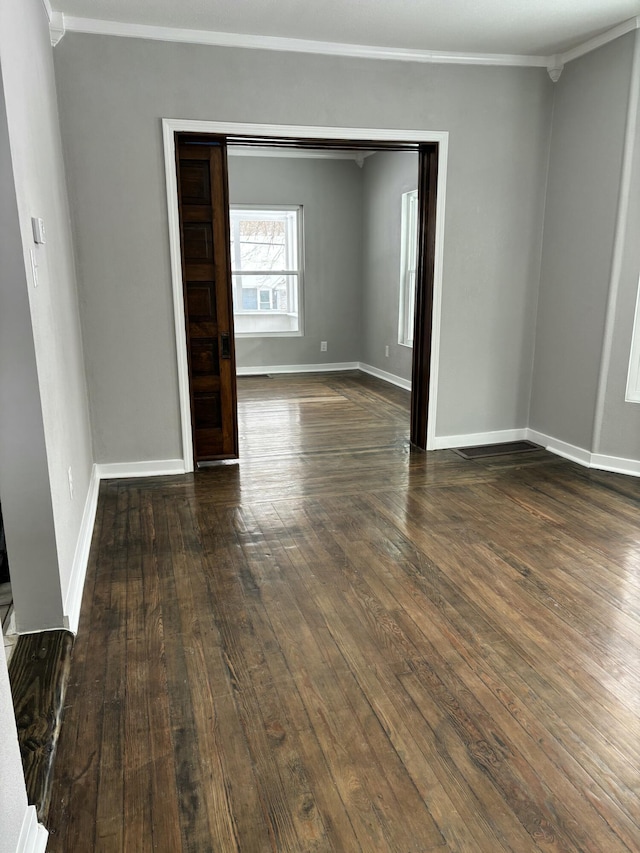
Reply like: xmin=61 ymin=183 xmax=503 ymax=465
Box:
xmin=559 ymin=15 xmax=639 ymax=64
xmin=58 ymin=12 xmax=640 ymax=73
xmin=41 ymin=0 xmax=65 ymax=45
xmin=546 ymin=58 xmax=564 ymax=82
xmin=49 ymin=12 xmax=66 ymax=46
xmin=61 ymin=16 xmax=548 ymax=67
xmin=228 ymin=145 xmax=376 ymax=162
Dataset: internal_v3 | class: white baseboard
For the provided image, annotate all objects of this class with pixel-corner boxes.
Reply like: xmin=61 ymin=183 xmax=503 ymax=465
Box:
xmin=95 ymin=459 xmax=186 ymax=479
xmin=525 ymin=429 xmax=591 ymax=467
xmin=358 ymin=362 xmax=411 ymax=391
xmin=431 ymin=428 xmax=528 ymax=451
xmin=237 ymin=360 xmax=412 ymax=391
xmin=16 ymin=806 xmax=48 ymax=853
xmin=528 ymin=429 xmax=640 ymax=477
xmin=237 ymin=361 xmax=359 ymax=376
xmin=589 ymin=453 xmax=640 ymax=477
xmin=63 ymin=463 xmax=100 ymax=635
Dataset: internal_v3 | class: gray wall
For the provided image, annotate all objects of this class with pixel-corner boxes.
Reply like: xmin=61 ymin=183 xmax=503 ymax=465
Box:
xmin=0 ymin=65 xmax=64 ymax=633
xmin=361 ymin=151 xmax=419 ymax=380
xmin=597 ymin=34 xmax=640 ymax=460
xmin=529 ymin=34 xmax=635 ymax=449
xmin=228 ymin=155 xmax=364 ymax=368
xmin=0 ymin=645 xmax=27 ymax=853
xmin=0 ymin=77 xmax=33 ymax=853
xmin=53 ymin=34 xmax=552 ymax=461
xmin=0 ymin=0 xmax=94 ymax=627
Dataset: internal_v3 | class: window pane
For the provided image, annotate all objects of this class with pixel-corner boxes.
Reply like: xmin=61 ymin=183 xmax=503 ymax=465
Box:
xmin=233 ymin=275 xmax=297 ymax=315
xmin=399 ymin=190 xmax=418 ymax=347
xmin=406 ymin=271 xmax=416 ymax=344
xmin=259 ymin=289 xmax=271 ymax=310
xmin=230 ymin=207 xmax=302 ymax=337
xmin=230 ymin=210 xmax=298 ymax=272
xmin=239 ymin=219 xmax=285 ymax=270
xmin=242 ymin=287 xmax=257 ymax=310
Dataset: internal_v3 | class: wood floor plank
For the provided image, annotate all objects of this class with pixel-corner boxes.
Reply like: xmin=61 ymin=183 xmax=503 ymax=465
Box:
xmin=138 ymin=493 xmax=183 ymax=851
xmin=235 ymin=504 xmax=444 ymax=852
xmin=94 ymin=485 xmax=129 ymax=852
xmin=46 ymin=485 xmax=112 ymax=852
xmin=199 ymin=504 xmax=338 ymax=851
xmin=274 ymin=499 xmax=537 ymax=852
xmin=364 ymin=489 xmax=640 ymax=831
xmin=47 ymin=372 xmax=640 ymax=852
xmin=330 ymin=494 xmax=640 ymax=851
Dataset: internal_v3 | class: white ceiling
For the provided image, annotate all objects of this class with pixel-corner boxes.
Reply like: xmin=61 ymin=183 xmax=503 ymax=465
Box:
xmin=54 ymin=0 xmax=640 ymax=57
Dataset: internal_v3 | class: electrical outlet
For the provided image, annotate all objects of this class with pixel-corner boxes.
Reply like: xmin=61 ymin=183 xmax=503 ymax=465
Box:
xmin=385 ymin=345 xmax=390 ymax=357
xmin=320 ymin=341 xmax=327 ymax=352
xmin=68 ymin=466 xmax=74 ymax=500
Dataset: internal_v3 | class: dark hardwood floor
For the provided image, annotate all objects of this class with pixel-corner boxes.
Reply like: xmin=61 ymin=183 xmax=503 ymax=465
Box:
xmin=48 ymin=371 xmax=640 ymax=851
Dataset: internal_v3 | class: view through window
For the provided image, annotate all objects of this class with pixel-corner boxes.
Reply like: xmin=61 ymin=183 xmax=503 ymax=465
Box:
xmin=398 ymin=190 xmax=418 ymax=347
xmin=230 ymin=206 xmax=303 ymax=336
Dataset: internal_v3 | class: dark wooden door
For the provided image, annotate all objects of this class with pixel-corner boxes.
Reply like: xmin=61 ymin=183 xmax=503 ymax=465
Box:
xmin=410 ymin=143 xmax=439 ymax=450
xmin=176 ymin=135 xmax=238 ymax=463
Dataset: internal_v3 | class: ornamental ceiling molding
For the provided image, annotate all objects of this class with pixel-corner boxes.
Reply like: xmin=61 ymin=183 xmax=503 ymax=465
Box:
xmin=44 ymin=8 xmax=640 ymax=81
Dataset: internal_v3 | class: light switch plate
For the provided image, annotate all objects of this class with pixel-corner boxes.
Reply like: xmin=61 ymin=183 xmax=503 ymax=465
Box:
xmin=31 ymin=217 xmax=46 ymax=244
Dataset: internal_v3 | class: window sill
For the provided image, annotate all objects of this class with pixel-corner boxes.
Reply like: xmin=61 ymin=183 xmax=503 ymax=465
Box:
xmin=235 ymin=331 xmax=303 ymax=339
xmin=398 ymin=341 xmax=413 ymax=349
xmin=234 ymin=312 xmax=298 ymax=318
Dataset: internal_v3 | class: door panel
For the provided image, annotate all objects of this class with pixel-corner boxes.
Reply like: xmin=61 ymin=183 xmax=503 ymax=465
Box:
xmin=410 ymin=143 xmax=438 ymax=450
xmin=176 ymin=137 xmax=238 ymax=463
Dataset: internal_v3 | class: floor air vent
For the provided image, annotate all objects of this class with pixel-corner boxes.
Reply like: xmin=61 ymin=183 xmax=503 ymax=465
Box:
xmin=453 ymin=440 xmax=542 ymax=460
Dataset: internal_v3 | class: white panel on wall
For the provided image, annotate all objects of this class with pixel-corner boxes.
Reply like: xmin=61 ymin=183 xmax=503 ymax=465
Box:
xmin=625 ymin=273 xmax=640 ymax=402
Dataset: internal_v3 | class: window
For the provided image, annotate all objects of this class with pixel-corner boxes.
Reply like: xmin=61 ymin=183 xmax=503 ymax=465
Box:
xmin=626 ymin=273 xmax=640 ymax=403
xmin=230 ymin=206 xmax=303 ymax=336
xmin=398 ymin=190 xmax=419 ymax=347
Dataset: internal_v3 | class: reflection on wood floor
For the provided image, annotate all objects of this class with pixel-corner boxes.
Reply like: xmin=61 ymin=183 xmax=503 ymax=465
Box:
xmin=48 ymin=371 xmax=640 ymax=851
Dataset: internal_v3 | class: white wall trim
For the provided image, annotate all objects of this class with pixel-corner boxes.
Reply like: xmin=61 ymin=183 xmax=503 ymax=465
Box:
xmin=161 ymin=122 xmax=194 ymax=473
xmin=59 ymin=14 xmax=640 ymax=68
xmin=525 ymin=429 xmax=640 ymax=476
xmin=96 ymin=459 xmax=186 ymax=480
xmin=358 ymin=362 xmax=411 ymax=391
xmin=63 ymin=16 xmax=547 ymax=66
xmin=626 ymin=274 xmax=640 ymax=403
xmin=431 ymin=428 xmax=528 ymax=451
xmin=228 ymin=147 xmax=373 ymax=162
xmin=16 ymin=806 xmax=48 ymax=853
xmin=63 ymin=464 xmax=100 ymax=635
xmin=162 ymin=119 xmax=448 ymax=468
xmin=239 ymin=361 xmax=412 ymax=390
xmin=559 ymin=16 xmax=640 ymax=64
xmin=237 ymin=362 xmax=359 ymax=376
xmin=593 ymin=28 xmax=640 ymax=447
xmin=589 ymin=452 xmax=640 ymax=477
xmin=430 ymin=426 xmax=640 ymax=477
xmin=526 ymin=429 xmax=592 ymax=466
xmin=426 ymin=136 xmax=447 ymax=451
xmin=49 ymin=12 xmax=66 ymax=47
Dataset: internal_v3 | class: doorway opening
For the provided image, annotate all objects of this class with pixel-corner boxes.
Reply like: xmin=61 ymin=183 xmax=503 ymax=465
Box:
xmin=164 ymin=122 xmax=448 ymax=471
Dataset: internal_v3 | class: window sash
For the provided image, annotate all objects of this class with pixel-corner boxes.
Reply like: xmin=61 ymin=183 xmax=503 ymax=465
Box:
xmin=398 ymin=191 xmax=418 ymax=347
xmin=229 ymin=206 xmax=303 ymax=336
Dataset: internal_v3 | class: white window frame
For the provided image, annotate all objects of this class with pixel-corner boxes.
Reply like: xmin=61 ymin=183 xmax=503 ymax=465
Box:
xmin=398 ymin=190 xmax=419 ymax=348
xmin=625 ymin=273 xmax=640 ymax=403
xmin=230 ymin=204 xmax=304 ymax=338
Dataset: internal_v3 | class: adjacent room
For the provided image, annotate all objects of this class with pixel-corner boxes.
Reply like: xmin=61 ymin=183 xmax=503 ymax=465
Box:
xmin=227 ymin=146 xmax=418 ymax=389
xmin=1 ymin=0 xmax=640 ymax=850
